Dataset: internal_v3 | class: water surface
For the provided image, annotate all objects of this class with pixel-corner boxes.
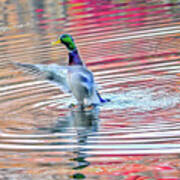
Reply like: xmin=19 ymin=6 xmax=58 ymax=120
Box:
xmin=0 ymin=0 xmax=180 ymax=179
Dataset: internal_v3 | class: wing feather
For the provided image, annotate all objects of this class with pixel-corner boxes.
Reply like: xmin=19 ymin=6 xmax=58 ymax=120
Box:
xmin=14 ymin=62 xmax=71 ymax=93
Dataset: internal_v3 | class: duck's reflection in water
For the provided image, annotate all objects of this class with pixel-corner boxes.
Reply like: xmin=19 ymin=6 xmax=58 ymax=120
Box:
xmin=52 ymin=108 xmax=99 ymax=134
xmin=51 ymin=108 xmax=100 ymax=174
xmin=70 ymin=109 xmax=100 ymax=172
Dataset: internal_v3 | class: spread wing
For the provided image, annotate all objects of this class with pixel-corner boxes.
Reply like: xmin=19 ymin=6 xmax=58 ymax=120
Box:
xmin=69 ymin=66 xmax=94 ymax=92
xmin=14 ymin=62 xmax=71 ymax=93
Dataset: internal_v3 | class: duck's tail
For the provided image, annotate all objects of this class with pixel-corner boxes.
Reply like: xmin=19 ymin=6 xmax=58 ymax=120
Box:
xmin=96 ymin=91 xmax=110 ymax=103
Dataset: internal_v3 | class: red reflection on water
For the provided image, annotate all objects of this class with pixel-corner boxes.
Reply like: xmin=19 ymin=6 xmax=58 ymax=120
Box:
xmin=124 ymin=175 xmax=149 ymax=180
xmin=84 ymin=154 xmax=180 ymax=179
xmin=35 ymin=8 xmax=44 ymax=13
xmin=87 ymin=52 xmax=178 ymax=66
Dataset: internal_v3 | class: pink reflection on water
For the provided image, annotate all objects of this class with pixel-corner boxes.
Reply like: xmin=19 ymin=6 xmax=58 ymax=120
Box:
xmin=35 ymin=8 xmax=44 ymax=13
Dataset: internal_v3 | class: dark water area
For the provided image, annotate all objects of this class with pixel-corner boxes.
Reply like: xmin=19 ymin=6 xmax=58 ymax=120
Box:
xmin=0 ymin=0 xmax=180 ymax=179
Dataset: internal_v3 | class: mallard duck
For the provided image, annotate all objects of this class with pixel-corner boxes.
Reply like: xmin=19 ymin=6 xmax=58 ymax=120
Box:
xmin=15 ymin=34 xmax=109 ymax=110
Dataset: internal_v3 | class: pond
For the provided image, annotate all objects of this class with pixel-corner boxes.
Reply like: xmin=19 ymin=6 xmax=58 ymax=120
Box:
xmin=0 ymin=0 xmax=180 ymax=179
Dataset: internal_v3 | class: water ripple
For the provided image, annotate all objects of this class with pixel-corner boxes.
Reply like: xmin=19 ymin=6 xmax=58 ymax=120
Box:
xmin=0 ymin=0 xmax=180 ymax=179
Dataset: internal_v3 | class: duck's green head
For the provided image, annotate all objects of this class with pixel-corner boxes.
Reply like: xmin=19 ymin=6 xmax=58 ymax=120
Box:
xmin=52 ymin=34 xmax=76 ymax=51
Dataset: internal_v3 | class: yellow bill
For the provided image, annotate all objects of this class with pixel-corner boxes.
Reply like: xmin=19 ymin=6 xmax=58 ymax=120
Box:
xmin=51 ymin=39 xmax=61 ymax=46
